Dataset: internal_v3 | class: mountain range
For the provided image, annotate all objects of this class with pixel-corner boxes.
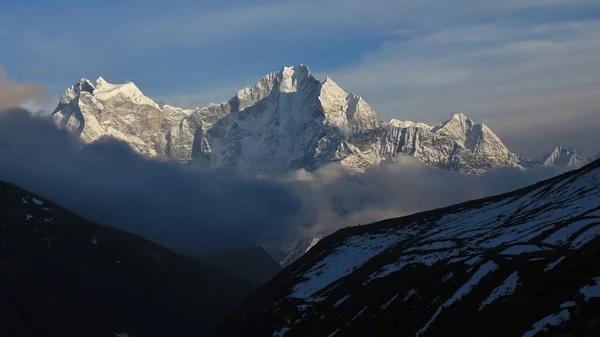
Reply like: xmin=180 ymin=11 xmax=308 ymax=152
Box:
xmin=50 ymin=65 xmax=597 ymax=176
xmin=217 ymin=158 xmax=600 ymax=337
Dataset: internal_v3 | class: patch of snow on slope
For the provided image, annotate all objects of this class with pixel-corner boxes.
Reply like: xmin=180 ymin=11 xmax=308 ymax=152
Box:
xmin=570 ymin=224 xmax=600 ymax=249
xmin=579 ymin=276 xmax=600 ymax=301
xmin=327 ymin=329 xmax=340 ymax=337
xmin=543 ymin=218 xmax=598 ymax=246
xmin=522 ymin=309 xmax=570 ymax=337
xmin=369 ymin=249 xmax=460 ymax=281
xmin=290 ymin=233 xmax=404 ymax=299
xmin=403 ymin=289 xmax=418 ymax=301
xmin=349 ymin=306 xmax=368 ymax=324
xmin=479 ymin=271 xmax=520 ymax=310
xmin=499 ymin=245 xmax=545 ymax=255
xmin=416 ymin=260 xmax=499 ymax=336
xmin=334 ymin=295 xmax=351 ymax=307
xmin=272 ymin=327 xmax=290 ymax=337
xmin=381 ymin=293 xmax=400 ymax=311
xmin=544 ymin=256 xmax=565 ymax=272
xmin=406 ymin=241 xmax=456 ymax=252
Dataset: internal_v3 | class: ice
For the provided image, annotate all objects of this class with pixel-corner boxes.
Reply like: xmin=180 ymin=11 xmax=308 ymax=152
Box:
xmin=22 ymin=198 xmax=28 ymax=204
xmin=479 ymin=271 xmax=520 ymax=310
xmin=415 ymin=260 xmax=499 ymax=336
xmin=579 ymin=276 xmax=600 ymax=301
xmin=114 ymin=333 xmax=130 ymax=337
xmin=522 ymin=309 xmax=570 ymax=337
xmin=26 ymin=214 xmax=34 ymax=221
xmin=92 ymin=238 xmax=98 ymax=244
xmin=31 ymin=198 xmax=43 ymax=206
xmin=499 ymin=245 xmax=545 ymax=255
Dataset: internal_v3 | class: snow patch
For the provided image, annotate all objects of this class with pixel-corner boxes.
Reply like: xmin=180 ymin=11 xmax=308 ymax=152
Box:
xmin=522 ymin=309 xmax=570 ymax=337
xmin=544 ymin=256 xmax=565 ymax=272
xmin=290 ymin=233 xmax=404 ymax=299
xmin=479 ymin=271 xmax=520 ymax=310
xmin=579 ymin=276 xmax=600 ymax=301
xmin=334 ymin=295 xmax=351 ymax=307
xmin=416 ymin=260 xmax=499 ymax=336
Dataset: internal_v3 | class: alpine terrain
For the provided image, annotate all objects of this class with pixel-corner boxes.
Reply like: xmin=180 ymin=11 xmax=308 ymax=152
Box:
xmin=52 ymin=65 xmax=524 ymax=175
xmin=0 ymin=180 xmax=254 ymax=337
xmin=49 ymin=65 xmax=598 ymax=267
xmin=217 ymin=159 xmax=600 ymax=337
xmin=521 ymin=146 xmax=593 ymax=170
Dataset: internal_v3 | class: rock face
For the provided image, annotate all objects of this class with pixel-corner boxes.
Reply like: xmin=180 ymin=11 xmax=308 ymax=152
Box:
xmin=216 ymin=159 xmax=600 ymax=337
xmin=52 ymin=65 xmax=521 ymax=174
xmin=0 ymin=180 xmax=254 ymax=337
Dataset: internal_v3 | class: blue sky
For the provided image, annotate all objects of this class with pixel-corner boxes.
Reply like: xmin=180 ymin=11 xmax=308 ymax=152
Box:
xmin=1 ymin=0 xmax=599 ymax=156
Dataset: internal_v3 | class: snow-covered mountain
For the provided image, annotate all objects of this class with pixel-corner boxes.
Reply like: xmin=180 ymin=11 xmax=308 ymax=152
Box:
xmin=218 ymin=159 xmax=600 ymax=337
xmin=521 ymin=146 xmax=592 ymax=169
xmin=52 ymin=65 xmax=521 ymax=175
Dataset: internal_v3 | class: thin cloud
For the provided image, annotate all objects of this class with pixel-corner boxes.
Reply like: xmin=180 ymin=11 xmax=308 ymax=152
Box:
xmin=0 ymin=108 xmax=564 ymax=255
xmin=0 ymin=66 xmax=45 ymax=110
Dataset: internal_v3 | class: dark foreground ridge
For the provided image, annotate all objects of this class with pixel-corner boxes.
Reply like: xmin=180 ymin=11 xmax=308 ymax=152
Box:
xmin=191 ymin=246 xmax=282 ymax=287
xmin=218 ymin=159 xmax=600 ymax=337
xmin=0 ymin=180 xmax=254 ymax=337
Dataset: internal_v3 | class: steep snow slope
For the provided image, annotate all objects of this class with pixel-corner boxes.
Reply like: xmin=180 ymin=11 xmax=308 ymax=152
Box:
xmin=0 ymin=180 xmax=254 ymax=337
xmin=218 ymin=159 xmax=600 ymax=337
xmin=52 ymin=65 xmax=520 ymax=174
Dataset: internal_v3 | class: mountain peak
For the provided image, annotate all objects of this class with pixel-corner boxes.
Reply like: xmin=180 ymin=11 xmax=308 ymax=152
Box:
xmin=543 ymin=145 xmax=588 ymax=168
xmin=92 ymin=77 xmax=159 ymax=108
xmin=53 ymin=78 xmax=96 ymax=113
xmin=452 ymin=112 xmax=470 ymax=121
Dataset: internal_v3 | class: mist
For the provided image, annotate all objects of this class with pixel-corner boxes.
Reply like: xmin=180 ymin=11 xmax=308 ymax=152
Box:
xmin=0 ymin=109 xmax=302 ymax=252
xmin=0 ymin=108 xmax=565 ymax=254
xmin=0 ymin=67 xmax=45 ymax=111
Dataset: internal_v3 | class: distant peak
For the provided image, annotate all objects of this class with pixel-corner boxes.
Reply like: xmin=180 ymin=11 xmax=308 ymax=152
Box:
xmin=96 ymin=76 xmax=107 ymax=86
xmin=451 ymin=112 xmax=472 ymax=122
xmin=281 ymin=64 xmax=311 ymax=74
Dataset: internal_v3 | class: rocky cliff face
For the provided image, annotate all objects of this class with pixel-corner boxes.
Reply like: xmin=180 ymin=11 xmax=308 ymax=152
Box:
xmin=51 ymin=65 xmax=521 ymax=175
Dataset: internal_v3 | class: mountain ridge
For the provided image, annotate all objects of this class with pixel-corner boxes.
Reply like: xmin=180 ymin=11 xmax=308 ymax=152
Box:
xmin=52 ymin=65 xmax=528 ymax=175
xmin=0 ymin=179 xmax=254 ymax=337
xmin=216 ymin=158 xmax=600 ymax=337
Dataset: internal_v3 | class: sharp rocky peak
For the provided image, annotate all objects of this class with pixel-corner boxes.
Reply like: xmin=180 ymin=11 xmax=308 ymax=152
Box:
xmin=53 ymin=78 xmax=96 ymax=113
